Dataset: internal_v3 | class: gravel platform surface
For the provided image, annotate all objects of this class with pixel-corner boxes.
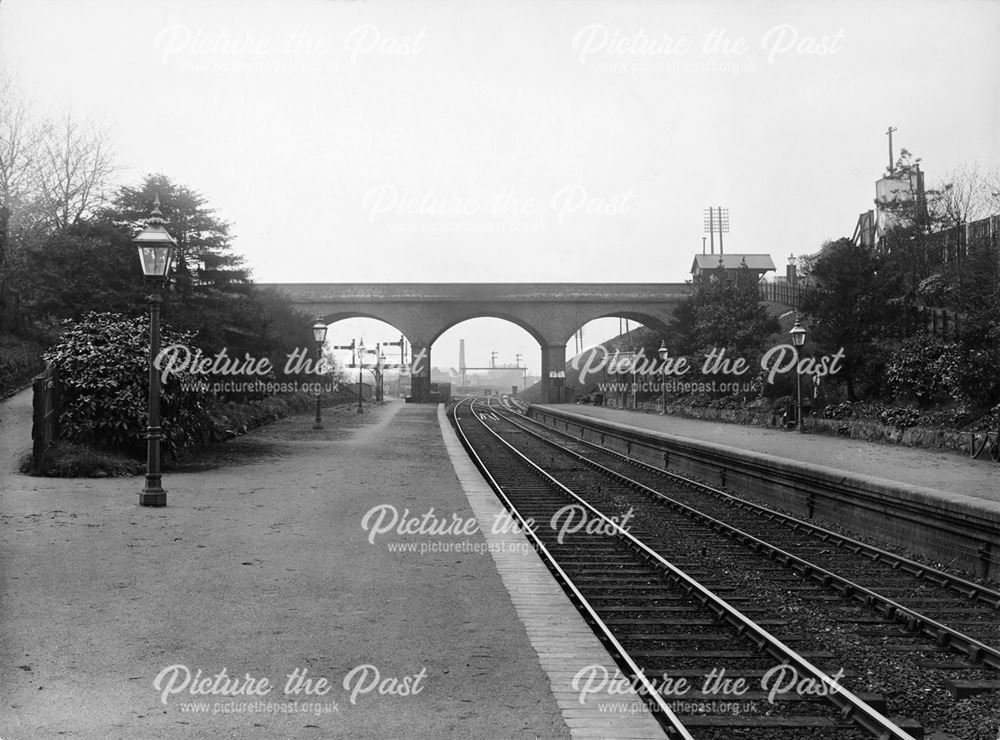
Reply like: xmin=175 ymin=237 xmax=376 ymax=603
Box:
xmin=0 ymin=394 xmax=570 ymax=739
xmin=550 ymin=404 xmax=1000 ymax=505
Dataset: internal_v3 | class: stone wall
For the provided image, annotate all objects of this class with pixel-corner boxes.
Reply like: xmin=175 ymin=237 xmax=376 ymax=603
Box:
xmin=602 ymin=399 xmax=980 ymax=457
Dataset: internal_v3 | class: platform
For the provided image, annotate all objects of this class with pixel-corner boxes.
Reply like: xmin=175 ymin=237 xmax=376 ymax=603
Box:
xmin=532 ymin=404 xmax=1000 ymax=581
xmin=0 ymin=392 xmax=666 ymax=738
xmin=537 ymin=405 xmax=999 ymax=505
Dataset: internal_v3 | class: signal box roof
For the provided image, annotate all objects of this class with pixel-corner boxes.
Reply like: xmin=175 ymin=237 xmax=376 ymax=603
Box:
xmin=691 ymin=254 xmax=776 ymax=273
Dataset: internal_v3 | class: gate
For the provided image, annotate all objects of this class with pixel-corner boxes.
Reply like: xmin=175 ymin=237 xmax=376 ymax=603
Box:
xmin=31 ymin=366 xmax=61 ymax=474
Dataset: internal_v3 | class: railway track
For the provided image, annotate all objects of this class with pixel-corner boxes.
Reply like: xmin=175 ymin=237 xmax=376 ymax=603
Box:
xmin=491 ymin=399 xmax=1000 ymax=736
xmin=452 ymin=398 xmax=941 ymax=739
xmin=502 ymin=401 xmax=1000 ymax=664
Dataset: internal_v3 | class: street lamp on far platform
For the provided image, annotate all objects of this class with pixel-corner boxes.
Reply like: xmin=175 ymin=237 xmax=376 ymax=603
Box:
xmin=356 ymin=339 xmax=366 ymax=413
xmin=133 ymin=194 xmax=176 ymax=507
xmin=312 ymin=318 xmax=328 ymax=430
xmin=658 ymin=340 xmax=668 ymax=415
xmin=789 ymin=318 xmax=807 ymax=432
xmin=378 ymin=351 xmax=386 ymax=404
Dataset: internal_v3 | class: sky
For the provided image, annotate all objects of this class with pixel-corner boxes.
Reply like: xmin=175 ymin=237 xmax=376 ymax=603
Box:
xmin=2 ymin=0 xmax=998 ymax=374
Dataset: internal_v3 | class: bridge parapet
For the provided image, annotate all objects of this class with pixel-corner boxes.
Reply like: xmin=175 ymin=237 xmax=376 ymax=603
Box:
xmin=261 ymin=283 xmax=690 ymax=302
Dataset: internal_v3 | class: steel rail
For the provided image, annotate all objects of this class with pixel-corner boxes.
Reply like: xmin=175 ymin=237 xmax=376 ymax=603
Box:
xmin=463 ymin=398 xmax=916 ymax=740
xmin=521 ymin=403 xmax=1000 ymax=608
xmin=488 ymin=400 xmax=1000 ymax=671
xmin=452 ymin=399 xmax=694 ymax=739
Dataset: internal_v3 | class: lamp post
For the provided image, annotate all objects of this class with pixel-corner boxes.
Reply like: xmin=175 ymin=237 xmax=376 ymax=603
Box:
xmin=789 ymin=318 xmax=807 ymax=432
xmin=658 ymin=340 xmax=668 ymax=415
xmin=311 ymin=318 xmax=328 ymax=429
xmin=631 ymin=349 xmax=637 ymax=410
xmin=378 ymin=351 xmax=386 ymax=403
xmin=133 ymin=195 xmax=176 ymax=507
xmin=357 ymin=339 xmax=366 ymax=413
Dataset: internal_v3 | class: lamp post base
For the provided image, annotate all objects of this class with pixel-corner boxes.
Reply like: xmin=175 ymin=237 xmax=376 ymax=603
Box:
xmin=139 ymin=487 xmax=166 ymax=507
xmin=312 ymin=422 xmax=324 ymax=430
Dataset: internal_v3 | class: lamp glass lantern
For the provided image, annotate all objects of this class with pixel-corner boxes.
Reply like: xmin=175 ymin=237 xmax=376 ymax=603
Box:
xmin=789 ymin=319 xmax=807 ymax=347
xmin=657 ymin=340 xmax=668 ymax=361
xmin=312 ymin=320 xmax=328 ymax=344
xmin=134 ymin=199 xmax=176 ymax=278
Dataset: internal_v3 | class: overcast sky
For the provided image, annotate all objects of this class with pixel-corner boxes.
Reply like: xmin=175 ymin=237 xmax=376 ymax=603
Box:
xmin=2 ymin=0 xmax=998 ymax=374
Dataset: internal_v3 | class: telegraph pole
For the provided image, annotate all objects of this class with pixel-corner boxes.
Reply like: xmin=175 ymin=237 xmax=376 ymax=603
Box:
xmin=717 ymin=205 xmax=726 ymax=254
xmin=886 ymin=126 xmax=897 ymax=173
xmin=704 ymin=207 xmax=729 ymax=255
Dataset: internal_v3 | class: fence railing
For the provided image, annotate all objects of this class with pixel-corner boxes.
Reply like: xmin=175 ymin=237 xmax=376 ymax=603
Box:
xmin=913 ymin=305 xmax=962 ymax=339
xmin=31 ymin=366 xmax=61 ymax=474
xmin=882 ymin=214 xmax=999 ymax=265
xmin=758 ymin=281 xmax=801 ymax=308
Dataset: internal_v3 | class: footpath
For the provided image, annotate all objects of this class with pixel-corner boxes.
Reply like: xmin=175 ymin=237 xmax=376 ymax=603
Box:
xmin=544 ymin=405 xmax=999 ymax=505
xmin=0 ymin=393 xmax=575 ymax=739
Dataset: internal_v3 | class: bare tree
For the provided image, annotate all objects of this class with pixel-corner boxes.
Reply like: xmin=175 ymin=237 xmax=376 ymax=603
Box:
xmin=0 ymin=74 xmax=44 ymax=319
xmin=984 ymin=168 xmax=1000 ymax=215
xmin=929 ymin=164 xmax=992 ymax=227
xmin=31 ymin=112 xmax=116 ymax=231
xmin=926 ymin=164 xmax=999 ymax=305
xmin=1 ymin=75 xmax=118 ymax=327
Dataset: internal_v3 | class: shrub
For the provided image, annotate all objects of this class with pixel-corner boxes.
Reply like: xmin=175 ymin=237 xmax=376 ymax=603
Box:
xmin=43 ymin=312 xmax=214 ymax=458
xmin=916 ymin=274 xmax=951 ymax=305
xmin=885 ymin=336 xmax=962 ymax=407
xmin=887 ymin=335 xmax=1000 ymax=408
xmin=877 ymin=406 xmax=921 ymax=430
xmin=821 ymin=401 xmax=854 ymax=420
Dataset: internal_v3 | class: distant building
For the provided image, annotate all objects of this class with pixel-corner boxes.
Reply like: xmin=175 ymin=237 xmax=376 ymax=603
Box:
xmin=853 ymin=163 xmax=929 ymax=249
xmin=690 ymin=254 xmax=776 ymax=284
xmin=875 ymin=164 xmax=928 ymax=233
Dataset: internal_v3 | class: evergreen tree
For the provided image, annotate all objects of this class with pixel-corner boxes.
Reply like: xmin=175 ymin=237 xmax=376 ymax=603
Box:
xmin=671 ymin=262 xmax=778 ymax=368
xmin=101 ymin=174 xmax=256 ymax=353
xmin=799 ymin=238 xmax=904 ymax=401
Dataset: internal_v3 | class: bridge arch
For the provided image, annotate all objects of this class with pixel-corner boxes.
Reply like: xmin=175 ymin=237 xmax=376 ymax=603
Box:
xmin=432 ymin=316 xmax=543 ymax=397
xmin=428 ymin=311 xmax=547 ymax=349
xmin=560 ymin=310 xmax=672 ymax=347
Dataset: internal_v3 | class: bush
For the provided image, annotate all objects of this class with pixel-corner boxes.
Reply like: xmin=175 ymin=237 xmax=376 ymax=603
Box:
xmin=877 ymin=406 xmax=921 ymax=430
xmin=821 ymin=401 xmax=854 ymax=420
xmin=887 ymin=334 xmax=1000 ymax=408
xmin=43 ymin=312 xmax=214 ymax=458
xmin=916 ymin=274 xmax=951 ymax=305
xmin=886 ymin=336 xmax=962 ymax=406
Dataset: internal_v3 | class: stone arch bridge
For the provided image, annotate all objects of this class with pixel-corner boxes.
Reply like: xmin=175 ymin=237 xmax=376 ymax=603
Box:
xmin=260 ymin=283 xmax=691 ymax=402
